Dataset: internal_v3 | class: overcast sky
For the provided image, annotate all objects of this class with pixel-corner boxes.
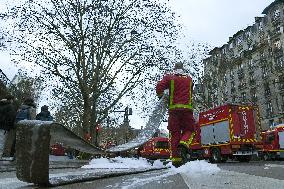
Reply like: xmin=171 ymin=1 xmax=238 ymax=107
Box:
xmin=1 ymin=0 xmax=276 ymax=78
xmin=169 ymin=0 xmax=275 ymax=47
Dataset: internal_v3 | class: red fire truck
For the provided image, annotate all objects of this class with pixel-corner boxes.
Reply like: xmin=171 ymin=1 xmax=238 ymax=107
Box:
xmin=138 ymin=137 xmax=170 ymax=160
xmin=179 ymin=104 xmax=263 ymax=163
xmin=260 ymin=124 xmax=284 ymax=160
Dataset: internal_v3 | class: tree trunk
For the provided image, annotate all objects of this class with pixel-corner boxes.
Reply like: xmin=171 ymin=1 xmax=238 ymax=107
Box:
xmin=82 ymin=98 xmax=92 ymax=134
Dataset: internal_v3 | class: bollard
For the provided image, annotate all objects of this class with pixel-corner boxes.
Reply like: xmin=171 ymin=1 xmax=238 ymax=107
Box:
xmin=16 ymin=120 xmax=51 ymax=185
xmin=15 ymin=120 xmax=104 ymax=186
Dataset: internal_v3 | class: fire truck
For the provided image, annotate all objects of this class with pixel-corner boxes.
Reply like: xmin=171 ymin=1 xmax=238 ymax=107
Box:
xmin=179 ymin=104 xmax=263 ymax=163
xmin=260 ymin=124 xmax=284 ymax=160
xmin=138 ymin=137 xmax=170 ymax=160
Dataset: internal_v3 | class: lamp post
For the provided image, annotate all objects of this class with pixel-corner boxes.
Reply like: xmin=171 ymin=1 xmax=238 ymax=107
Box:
xmin=114 ymin=106 xmax=132 ymax=143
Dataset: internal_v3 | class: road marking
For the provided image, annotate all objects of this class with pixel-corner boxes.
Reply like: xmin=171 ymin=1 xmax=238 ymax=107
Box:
xmin=265 ymin=164 xmax=284 ymax=168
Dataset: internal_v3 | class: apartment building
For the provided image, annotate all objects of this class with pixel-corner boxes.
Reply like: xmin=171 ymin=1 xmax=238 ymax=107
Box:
xmin=202 ymin=0 xmax=284 ymax=130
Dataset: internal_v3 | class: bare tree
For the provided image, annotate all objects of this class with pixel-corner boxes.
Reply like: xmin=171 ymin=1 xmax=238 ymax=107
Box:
xmin=8 ymin=70 xmax=44 ymax=108
xmin=2 ymin=0 xmax=182 ymax=137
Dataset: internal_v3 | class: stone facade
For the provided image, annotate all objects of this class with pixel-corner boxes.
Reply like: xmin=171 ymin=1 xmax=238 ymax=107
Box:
xmin=202 ymin=0 xmax=284 ymax=130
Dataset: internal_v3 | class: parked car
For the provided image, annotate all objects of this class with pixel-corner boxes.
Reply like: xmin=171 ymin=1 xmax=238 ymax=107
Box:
xmin=50 ymin=143 xmax=65 ymax=156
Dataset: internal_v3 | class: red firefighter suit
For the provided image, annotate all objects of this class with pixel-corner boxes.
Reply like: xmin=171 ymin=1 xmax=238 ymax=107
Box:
xmin=156 ymin=72 xmax=195 ymax=165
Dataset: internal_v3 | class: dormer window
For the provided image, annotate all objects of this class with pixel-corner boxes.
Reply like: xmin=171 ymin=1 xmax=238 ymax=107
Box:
xmin=273 ymin=9 xmax=281 ymax=19
xmin=258 ymin=22 xmax=263 ymax=31
xmin=274 ymin=38 xmax=282 ymax=49
xmin=236 ymin=36 xmax=243 ymax=46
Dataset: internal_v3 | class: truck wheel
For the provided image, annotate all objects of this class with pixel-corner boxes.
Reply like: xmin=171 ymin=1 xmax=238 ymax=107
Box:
xmin=237 ymin=155 xmax=251 ymax=162
xmin=209 ymin=148 xmax=221 ymax=163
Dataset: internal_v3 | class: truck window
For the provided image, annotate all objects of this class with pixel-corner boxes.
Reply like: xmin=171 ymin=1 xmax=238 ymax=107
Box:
xmin=155 ymin=141 xmax=169 ymax=149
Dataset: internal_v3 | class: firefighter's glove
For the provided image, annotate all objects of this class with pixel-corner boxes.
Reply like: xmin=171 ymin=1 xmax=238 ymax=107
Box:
xmin=163 ymin=89 xmax=169 ymax=96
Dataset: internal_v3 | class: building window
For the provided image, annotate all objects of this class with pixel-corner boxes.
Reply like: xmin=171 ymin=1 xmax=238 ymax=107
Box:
xmin=231 ymin=81 xmax=235 ymax=88
xmin=237 ymin=63 xmax=244 ymax=70
xmin=262 ymin=66 xmax=268 ymax=78
xmin=241 ymin=92 xmax=247 ymax=102
xmin=279 ymin=81 xmax=284 ymax=90
xmin=245 ymin=30 xmax=251 ymax=38
xmin=249 ymin=74 xmax=255 ymax=84
xmin=264 ymin=83 xmax=271 ymax=96
xmin=276 ymin=57 xmax=284 ymax=68
xmin=223 ymin=74 xmax=227 ymax=83
xmin=266 ymin=101 xmax=273 ymax=117
xmin=273 ymin=38 xmax=282 ymax=49
xmin=258 ymin=22 xmax=264 ymax=31
xmin=248 ymin=59 xmax=255 ymax=71
xmin=222 ymin=48 xmax=227 ymax=54
xmin=251 ymin=91 xmax=257 ymax=103
xmin=230 ymin=70 xmax=234 ymax=79
xmin=236 ymin=36 xmax=243 ymax=46
xmin=232 ymin=95 xmax=236 ymax=103
xmin=273 ymin=9 xmax=281 ymax=20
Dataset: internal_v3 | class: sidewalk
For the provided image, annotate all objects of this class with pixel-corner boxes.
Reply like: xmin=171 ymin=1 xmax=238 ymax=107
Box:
xmin=0 ymin=158 xmax=167 ymax=188
xmin=0 ymin=155 xmax=90 ymax=172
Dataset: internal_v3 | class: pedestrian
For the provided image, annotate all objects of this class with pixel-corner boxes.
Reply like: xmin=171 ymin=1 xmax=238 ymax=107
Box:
xmin=0 ymin=95 xmax=17 ymax=159
xmin=36 ymin=105 xmax=53 ymax=121
xmin=156 ymin=62 xmax=195 ymax=167
xmin=0 ymin=95 xmax=17 ymax=132
xmin=2 ymin=97 xmax=36 ymax=159
xmin=15 ymin=97 xmax=36 ymax=122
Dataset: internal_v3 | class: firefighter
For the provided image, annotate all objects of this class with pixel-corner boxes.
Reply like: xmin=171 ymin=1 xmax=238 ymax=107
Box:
xmin=156 ymin=62 xmax=195 ymax=167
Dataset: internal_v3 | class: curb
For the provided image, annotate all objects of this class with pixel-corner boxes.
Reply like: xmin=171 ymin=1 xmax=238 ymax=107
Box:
xmin=49 ymin=167 xmax=168 ymax=186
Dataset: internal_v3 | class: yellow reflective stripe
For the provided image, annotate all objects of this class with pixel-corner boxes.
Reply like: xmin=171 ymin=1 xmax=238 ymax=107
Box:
xmin=170 ymin=80 xmax=174 ymax=107
xmin=169 ymin=79 xmax=192 ymax=110
xmin=169 ymin=104 xmax=193 ymax=109
xmin=180 ymin=141 xmax=187 ymax=146
xmin=180 ymin=132 xmax=196 ymax=147
xmin=170 ymin=157 xmax=182 ymax=162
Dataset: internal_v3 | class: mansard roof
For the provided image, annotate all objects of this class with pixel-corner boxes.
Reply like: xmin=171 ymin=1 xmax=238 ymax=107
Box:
xmin=262 ymin=0 xmax=284 ymax=14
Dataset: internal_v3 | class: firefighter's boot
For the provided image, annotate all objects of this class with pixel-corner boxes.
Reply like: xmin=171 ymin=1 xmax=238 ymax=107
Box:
xmin=171 ymin=157 xmax=183 ymax=168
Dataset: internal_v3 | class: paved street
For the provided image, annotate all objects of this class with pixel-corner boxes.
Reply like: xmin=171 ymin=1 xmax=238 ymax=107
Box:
xmin=1 ymin=160 xmax=284 ymax=189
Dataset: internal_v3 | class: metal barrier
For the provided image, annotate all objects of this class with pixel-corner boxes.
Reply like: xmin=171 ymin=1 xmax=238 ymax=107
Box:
xmin=15 ymin=120 xmax=104 ymax=186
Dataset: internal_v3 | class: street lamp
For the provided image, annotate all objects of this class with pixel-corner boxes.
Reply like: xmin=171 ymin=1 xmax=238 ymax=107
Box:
xmin=114 ymin=106 xmax=132 ymax=142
